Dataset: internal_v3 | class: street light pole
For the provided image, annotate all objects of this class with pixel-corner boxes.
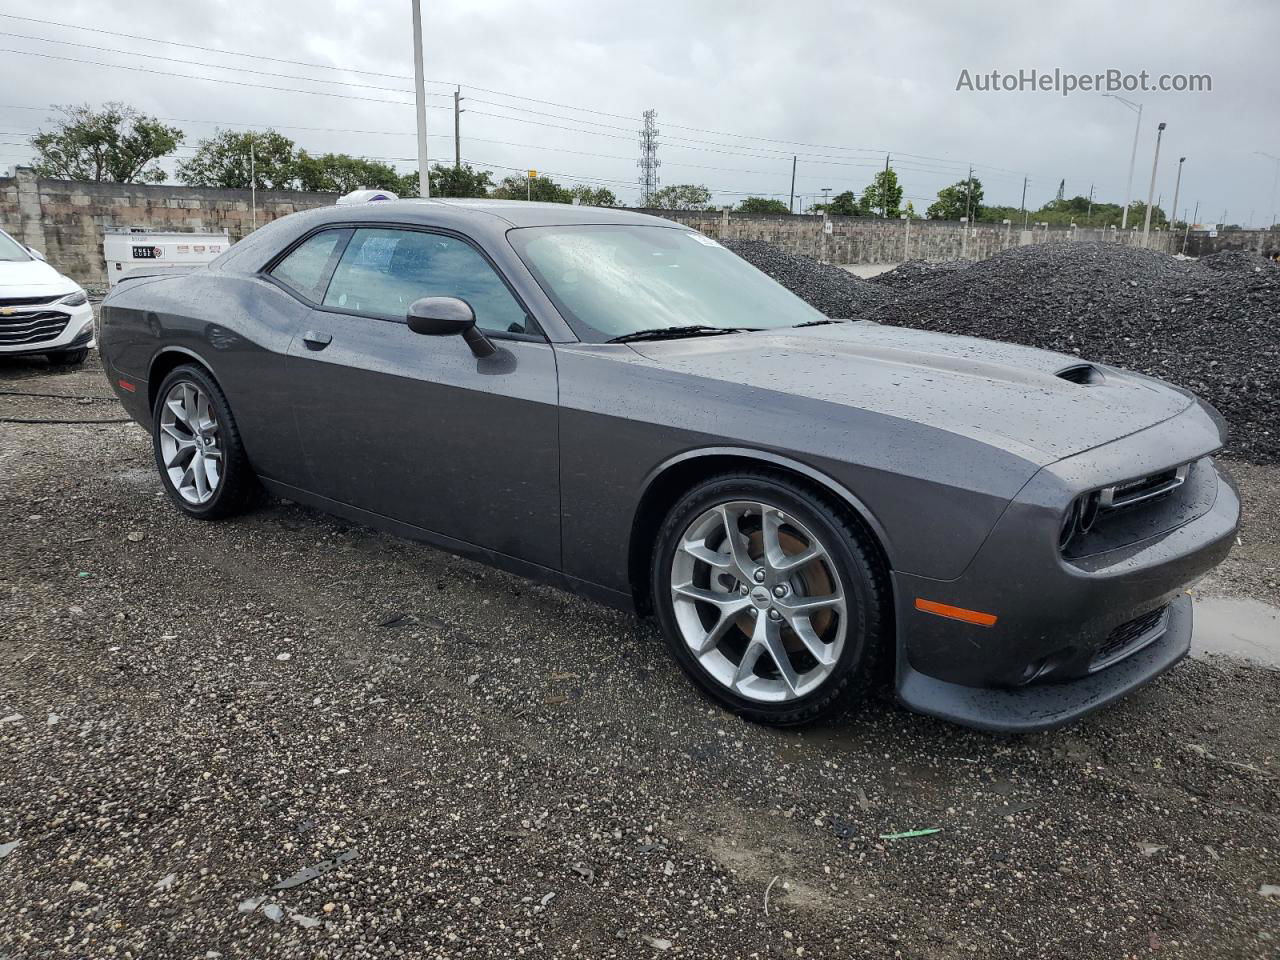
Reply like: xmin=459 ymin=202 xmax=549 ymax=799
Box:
xmin=1142 ymin=121 xmax=1167 ymax=244
xmin=1257 ymin=151 xmax=1280 ymax=229
xmin=411 ymin=0 xmax=430 ymax=198
xmin=1169 ymin=156 xmax=1185 ymax=242
xmin=1104 ymin=94 xmax=1143 ymax=229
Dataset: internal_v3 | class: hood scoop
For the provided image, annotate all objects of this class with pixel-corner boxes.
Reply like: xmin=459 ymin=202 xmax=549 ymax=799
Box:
xmin=1055 ymin=362 xmax=1104 ymax=385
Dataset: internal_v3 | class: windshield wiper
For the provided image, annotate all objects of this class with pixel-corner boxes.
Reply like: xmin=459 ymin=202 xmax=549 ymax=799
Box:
xmin=607 ymin=325 xmax=760 ymax=344
xmin=791 ymin=318 xmax=851 ymax=328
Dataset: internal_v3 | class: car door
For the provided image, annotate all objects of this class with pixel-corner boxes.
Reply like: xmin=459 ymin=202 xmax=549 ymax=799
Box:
xmin=281 ymin=225 xmax=561 ymax=570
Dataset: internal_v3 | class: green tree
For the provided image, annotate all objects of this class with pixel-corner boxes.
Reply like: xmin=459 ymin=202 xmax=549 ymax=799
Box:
xmin=737 ymin=196 xmax=790 ymax=214
xmin=859 ymin=169 xmax=904 ymax=218
xmin=927 ymin=176 xmax=984 ymax=221
xmin=649 ymin=183 xmax=714 ymax=210
xmin=825 ymin=190 xmax=860 ymax=216
xmin=567 ymin=184 xmax=617 ymax=207
xmin=424 ymin=163 xmax=495 ymax=198
xmin=31 ymin=102 xmax=182 ymax=183
xmin=491 ymin=173 xmax=574 ymax=203
xmin=293 ymin=151 xmax=407 ymax=194
xmin=178 ymin=129 xmax=297 ymax=189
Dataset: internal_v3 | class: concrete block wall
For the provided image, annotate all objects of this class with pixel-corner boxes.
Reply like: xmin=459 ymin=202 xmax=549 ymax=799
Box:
xmin=0 ymin=167 xmax=335 ymax=288
xmin=4 ymin=165 xmax=1271 ymax=288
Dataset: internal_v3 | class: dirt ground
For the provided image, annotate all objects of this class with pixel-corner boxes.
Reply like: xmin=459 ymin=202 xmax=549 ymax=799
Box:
xmin=2 ymin=354 xmax=1278 ymax=960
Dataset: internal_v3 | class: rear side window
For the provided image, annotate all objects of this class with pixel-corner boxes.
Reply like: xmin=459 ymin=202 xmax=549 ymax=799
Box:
xmin=323 ymin=227 xmax=529 ymax=334
xmin=270 ymin=230 xmax=345 ymax=301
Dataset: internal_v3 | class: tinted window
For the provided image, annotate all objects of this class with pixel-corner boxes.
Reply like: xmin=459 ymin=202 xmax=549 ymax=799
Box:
xmin=324 ymin=228 xmax=529 ymax=334
xmin=270 ymin=230 xmax=344 ymax=301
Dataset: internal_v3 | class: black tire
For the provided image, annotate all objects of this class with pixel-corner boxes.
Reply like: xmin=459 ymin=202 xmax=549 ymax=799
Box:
xmin=651 ymin=470 xmax=890 ymax=727
xmin=151 ymin=364 xmax=258 ymax=520
xmin=46 ymin=347 xmax=88 ymax=366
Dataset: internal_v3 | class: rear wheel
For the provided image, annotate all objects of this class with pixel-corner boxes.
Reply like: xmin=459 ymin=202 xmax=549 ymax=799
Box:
xmin=152 ymin=364 xmax=257 ymax=520
xmin=652 ymin=472 xmax=889 ymax=726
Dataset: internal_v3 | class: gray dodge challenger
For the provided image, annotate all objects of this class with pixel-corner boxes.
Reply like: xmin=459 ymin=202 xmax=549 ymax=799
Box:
xmin=100 ymin=201 xmax=1240 ymax=732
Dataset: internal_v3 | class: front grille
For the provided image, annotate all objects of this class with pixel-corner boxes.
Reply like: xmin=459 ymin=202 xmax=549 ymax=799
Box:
xmin=1091 ymin=605 xmax=1169 ymax=670
xmin=0 ymin=310 xmax=70 ymax=346
xmin=0 ymin=294 xmax=62 ymax=308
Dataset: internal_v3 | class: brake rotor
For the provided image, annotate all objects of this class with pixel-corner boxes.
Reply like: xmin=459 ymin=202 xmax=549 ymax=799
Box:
xmin=731 ymin=527 xmax=836 ymax=653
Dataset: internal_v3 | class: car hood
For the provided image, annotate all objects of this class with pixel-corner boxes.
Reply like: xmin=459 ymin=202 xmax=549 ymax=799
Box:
xmin=625 ymin=322 xmax=1193 ymax=464
xmin=0 ymin=258 xmax=76 ymax=292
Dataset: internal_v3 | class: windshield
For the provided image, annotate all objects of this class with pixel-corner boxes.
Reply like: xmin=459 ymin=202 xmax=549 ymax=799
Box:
xmin=0 ymin=230 xmax=32 ymax=262
xmin=507 ymin=224 xmax=826 ymax=341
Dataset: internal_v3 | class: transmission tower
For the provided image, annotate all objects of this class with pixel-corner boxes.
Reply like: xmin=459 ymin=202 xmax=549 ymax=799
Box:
xmin=637 ymin=109 xmax=661 ymax=206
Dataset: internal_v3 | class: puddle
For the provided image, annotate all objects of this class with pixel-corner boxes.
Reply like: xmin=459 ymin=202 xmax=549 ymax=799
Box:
xmin=1192 ymin=595 xmax=1280 ymax=669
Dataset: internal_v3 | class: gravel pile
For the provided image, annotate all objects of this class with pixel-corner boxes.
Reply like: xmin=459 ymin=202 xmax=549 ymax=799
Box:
xmin=870 ymin=259 xmax=969 ymax=289
xmin=721 ymin=239 xmax=890 ymax=316
xmin=729 ymin=240 xmax=1280 ymax=464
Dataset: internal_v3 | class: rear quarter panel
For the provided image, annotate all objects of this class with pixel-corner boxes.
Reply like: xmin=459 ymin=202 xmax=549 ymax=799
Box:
xmin=100 ymin=271 xmax=310 ymax=484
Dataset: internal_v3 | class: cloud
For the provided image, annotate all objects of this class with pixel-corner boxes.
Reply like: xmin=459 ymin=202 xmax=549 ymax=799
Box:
xmin=2 ymin=0 xmax=1276 ymax=224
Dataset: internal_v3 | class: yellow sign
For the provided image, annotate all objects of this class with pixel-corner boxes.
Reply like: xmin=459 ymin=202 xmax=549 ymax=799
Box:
xmin=528 ymin=169 xmax=538 ymax=178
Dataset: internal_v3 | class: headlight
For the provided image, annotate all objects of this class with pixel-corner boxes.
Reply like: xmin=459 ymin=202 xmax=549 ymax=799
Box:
xmin=1059 ymin=490 xmax=1101 ymax=551
xmin=59 ymin=289 xmax=89 ymax=307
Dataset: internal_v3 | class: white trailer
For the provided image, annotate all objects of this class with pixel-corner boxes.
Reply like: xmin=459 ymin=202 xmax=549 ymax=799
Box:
xmin=103 ymin=228 xmax=232 ymax=287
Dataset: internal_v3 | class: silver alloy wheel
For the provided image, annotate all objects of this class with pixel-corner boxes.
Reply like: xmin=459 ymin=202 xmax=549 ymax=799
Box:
xmin=158 ymin=381 xmax=222 ymax=505
xmin=670 ymin=501 xmax=848 ymax=703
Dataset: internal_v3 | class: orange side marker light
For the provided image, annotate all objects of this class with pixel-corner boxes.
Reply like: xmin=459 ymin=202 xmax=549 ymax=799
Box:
xmin=914 ymin=598 xmax=998 ymax=627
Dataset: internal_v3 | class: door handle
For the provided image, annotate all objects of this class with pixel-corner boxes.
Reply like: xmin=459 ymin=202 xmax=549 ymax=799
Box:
xmin=302 ymin=330 xmax=333 ymax=350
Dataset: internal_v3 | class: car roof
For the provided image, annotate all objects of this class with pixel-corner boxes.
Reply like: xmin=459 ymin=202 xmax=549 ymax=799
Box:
xmin=310 ymin=198 xmax=678 ymax=229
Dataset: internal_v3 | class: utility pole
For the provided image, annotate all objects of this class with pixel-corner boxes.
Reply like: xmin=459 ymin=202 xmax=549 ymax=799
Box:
xmin=1142 ymin=121 xmax=1166 ymax=243
xmin=1257 ymin=151 xmax=1280 ymax=229
xmin=410 ymin=0 xmax=430 ymax=197
xmin=1169 ymin=156 xmax=1185 ymax=239
xmin=1020 ymin=176 xmax=1028 ymax=230
xmin=249 ymin=138 xmax=256 ymax=231
xmin=789 ymin=155 xmax=796 ymax=214
xmin=1183 ymin=199 xmax=1198 ymax=255
xmin=1104 ymin=94 xmax=1143 ymax=229
xmin=882 ymin=153 xmax=890 ymax=218
xmin=964 ymin=165 xmax=974 ymax=223
xmin=453 ymin=86 xmax=462 ymax=170
xmin=1086 ymin=183 xmax=1094 ymax=225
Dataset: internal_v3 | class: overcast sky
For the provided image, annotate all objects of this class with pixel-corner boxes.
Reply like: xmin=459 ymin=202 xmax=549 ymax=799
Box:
xmin=1 ymin=0 xmax=1277 ymax=225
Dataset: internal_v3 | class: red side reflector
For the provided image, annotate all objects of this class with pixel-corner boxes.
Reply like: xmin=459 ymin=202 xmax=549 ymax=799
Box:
xmin=915 ymin=598 xmax=998 ymax=627
xmin=117 ymin=378 xmax=136 ymax=393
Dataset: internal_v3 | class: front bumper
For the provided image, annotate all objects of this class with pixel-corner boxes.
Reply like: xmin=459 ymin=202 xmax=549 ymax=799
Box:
xmin=0 ymin=302 xmax=95 ymax=356
xmin=892 ymin=407 xmax=1240 ymax=733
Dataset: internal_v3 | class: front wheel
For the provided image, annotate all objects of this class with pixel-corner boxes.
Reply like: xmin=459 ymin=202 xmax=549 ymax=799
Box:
xmin=151 ymin=364 xmax=257 ymax=520
xmin=652 ymin=472 xmax=889 ymax=726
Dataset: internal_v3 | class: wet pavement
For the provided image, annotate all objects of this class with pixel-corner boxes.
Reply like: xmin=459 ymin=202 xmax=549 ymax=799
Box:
xmin=1193 ymin=594 xmax=1280 ymax=669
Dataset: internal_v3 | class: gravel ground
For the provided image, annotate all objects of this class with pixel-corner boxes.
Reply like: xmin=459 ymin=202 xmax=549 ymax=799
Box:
xmin=2 ymin=355 xmax=1279 ymax=959
xmin=724 ymin=240 xmax=1280 ymax=465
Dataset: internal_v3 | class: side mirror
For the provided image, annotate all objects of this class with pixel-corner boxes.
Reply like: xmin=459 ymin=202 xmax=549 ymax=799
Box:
xmin=406 ymin=296 xmax=495 ymax=358
xmin=26 ymin=246 xmax=46 ymax=262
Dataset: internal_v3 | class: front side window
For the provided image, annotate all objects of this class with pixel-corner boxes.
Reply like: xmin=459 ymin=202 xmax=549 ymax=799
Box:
xmin=323 ymin=228 xmax=530 ymax=335
xmin=270 ymin=230 xmax=345 ymax=301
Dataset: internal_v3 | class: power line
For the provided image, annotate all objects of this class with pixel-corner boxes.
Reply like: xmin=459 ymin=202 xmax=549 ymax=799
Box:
xmin=0 ymin=12 xmax=445 ymax=82
xmin=1 ymin=30 xmax=449 ymax=97
xmin=0 ymin=47 xmax=437 ymax=108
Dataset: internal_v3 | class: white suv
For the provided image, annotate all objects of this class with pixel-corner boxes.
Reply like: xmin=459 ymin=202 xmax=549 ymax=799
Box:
xmin=0 ymin=227 xmax=95 ymax=365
